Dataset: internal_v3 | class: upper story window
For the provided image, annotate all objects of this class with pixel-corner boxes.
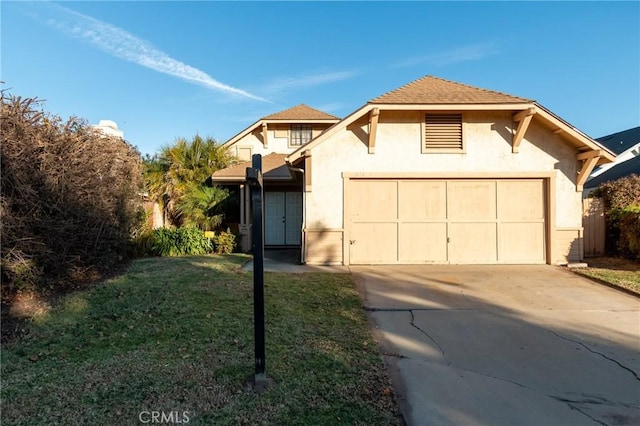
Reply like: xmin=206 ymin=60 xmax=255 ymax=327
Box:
xmin=290 ymin=124 xmax=313 ymax=146
xmin=422 ymin=113 xmax=464 ymax=153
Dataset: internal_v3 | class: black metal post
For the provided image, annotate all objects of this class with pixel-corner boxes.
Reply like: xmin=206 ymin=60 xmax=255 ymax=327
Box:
xmin=246 ymin=154 xmax=266 ymax=387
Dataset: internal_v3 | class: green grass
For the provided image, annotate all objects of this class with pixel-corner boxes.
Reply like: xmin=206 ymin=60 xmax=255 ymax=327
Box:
xmin=1 ymin=255 xmax=400 ymax=425
xmin=575 ymin=257 xmax=640 ymax=295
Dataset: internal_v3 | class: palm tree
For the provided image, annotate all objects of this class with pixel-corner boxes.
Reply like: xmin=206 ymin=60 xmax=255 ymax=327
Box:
xmin=143 ymin=135 xmax=236 ymax=228
xmin=175 ymin=183 xmax=230 ymax=231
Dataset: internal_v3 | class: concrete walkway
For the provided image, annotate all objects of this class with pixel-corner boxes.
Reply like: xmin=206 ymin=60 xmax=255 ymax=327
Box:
xmin=242 ymin=249 xmax=348 ymax=273
xmin=352 ymin=265 xmax=640 ymax=426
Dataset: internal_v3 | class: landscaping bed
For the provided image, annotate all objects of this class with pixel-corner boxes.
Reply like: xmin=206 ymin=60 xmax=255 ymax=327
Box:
xmin=1 ymin=255 xmax=400 ymax=425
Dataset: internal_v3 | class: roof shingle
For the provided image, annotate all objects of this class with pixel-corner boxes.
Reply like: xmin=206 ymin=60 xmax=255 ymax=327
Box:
xmin=596 ymin=126 xmax=640 ymax=155
xmin=262 ymin=104 xmax=340 ymax=121
xmin=212 ymin=153 xmax=292 ymax=181
xmin=369 ymin=75 xmax=532 ymax=105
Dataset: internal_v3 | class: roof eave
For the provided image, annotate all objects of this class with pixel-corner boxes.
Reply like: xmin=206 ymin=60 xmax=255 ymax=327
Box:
xmin=264 ymin=118 xmax=340 ymax=124
xmin=287 ymin=103 xmax=373 ymax=163
xmin=222 ymin=119 xmax=263 ymax=148
xmin=366 ymin=102 xmax=534 ymax=111
xmin=534 ymin=104 xmax=616 ymax=164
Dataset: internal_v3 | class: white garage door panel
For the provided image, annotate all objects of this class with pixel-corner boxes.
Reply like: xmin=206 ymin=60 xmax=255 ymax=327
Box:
xmin=449 ymin=223 xmax=498 ymax=264
xmin=448 ymin=181 xmax=497 ymax=221
xmin=351 ymin=180 xmax=397 ymax=221
xmin=398 ymin=181 xmax=447 ymax=221
xmin=350 ymin=223 xmax=397 ymax=264
xmin=399 ymin=223 xmax=448 ymax=263
xmin=499 ymin=223 xmax=545 ymax=263
xmin=497 ymin=180 xmax=545 ymax=220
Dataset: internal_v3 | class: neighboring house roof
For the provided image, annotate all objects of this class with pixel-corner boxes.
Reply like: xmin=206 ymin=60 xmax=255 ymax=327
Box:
xmin=595 ymin=126 xmax=640 ymax=155
xmin=587 ymin=126 xmax=640 ymax=181
xmin=370 ymin=75 xmax=531 ymax=104
xmin=584 ymin=155 xmax=640 ymax=189
xmin=287 ymin=74 xmax=616 ymax=165
xmin=262 ymin=104 xmax=340 ymax=121
xmin=222 ymin=104 xmax=340 ymax=149
xmin=212 ymin=153 xmax=292 ymax=182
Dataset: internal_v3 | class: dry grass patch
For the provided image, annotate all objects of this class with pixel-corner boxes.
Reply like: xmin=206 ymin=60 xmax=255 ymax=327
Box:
xmin=575 ymin=257 xmax=640 ymax=295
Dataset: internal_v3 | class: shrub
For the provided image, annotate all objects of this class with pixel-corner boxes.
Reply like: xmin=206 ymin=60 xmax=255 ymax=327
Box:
xmin=592 ymin=174 xmax=640 ymax=259
xmin=1 ymin=91 xmax=143 ymax=295
xmin=212 ymin=229 xmax=236 ymax=254
xmin=592 ymin=174 xmax=640 ymax=210
xmin=616 ymin=205 xmax=640 ymax=260
xmin=150 ymin=227 xmax=213 ymax=256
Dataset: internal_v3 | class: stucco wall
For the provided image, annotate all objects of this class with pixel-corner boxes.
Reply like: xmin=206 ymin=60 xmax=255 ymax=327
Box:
xmin=305 ymin=110 xmax=581 ymax=231
xmin=229 ymin=125 xmax=331 ymax=160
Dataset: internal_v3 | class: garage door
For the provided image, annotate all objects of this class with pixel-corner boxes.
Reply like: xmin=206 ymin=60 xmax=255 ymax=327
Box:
xmin=348 ymin=179 xmax=546 ymax=264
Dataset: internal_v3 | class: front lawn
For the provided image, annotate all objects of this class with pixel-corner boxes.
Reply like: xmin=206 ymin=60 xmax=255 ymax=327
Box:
xmin=1 ymin=255 xmax=400 ymax=425
xmin=575 ymin=257 xmax=640 ymax=295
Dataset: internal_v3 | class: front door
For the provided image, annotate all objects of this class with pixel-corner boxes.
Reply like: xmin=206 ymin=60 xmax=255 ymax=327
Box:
xmin=265 ymin=192 xmax=302 ymax=245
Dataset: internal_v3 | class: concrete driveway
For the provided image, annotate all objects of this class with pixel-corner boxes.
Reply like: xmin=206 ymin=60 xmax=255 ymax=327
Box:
xmin=351 ymin=265 xmax=640 ymax=426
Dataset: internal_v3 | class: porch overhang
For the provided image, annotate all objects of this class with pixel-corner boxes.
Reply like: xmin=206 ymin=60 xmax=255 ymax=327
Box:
xmin=212 ymin=153 xmax=295 ymax=184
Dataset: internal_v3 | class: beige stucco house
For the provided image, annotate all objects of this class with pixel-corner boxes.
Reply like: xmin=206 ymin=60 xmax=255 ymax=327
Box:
xmin=213 ymin=104 xmax=339 ymax=251
xmin=214 ymin=76 xmax=615 ymax=265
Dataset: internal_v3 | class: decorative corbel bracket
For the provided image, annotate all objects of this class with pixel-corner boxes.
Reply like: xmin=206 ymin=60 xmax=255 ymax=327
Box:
xmin=576 ymin=150 xmax=602 ymax=191
xmin=512 ymin=107 xmax=536 ymax=153
xmin=261 ymin=122 xmax=268 ymax=149
xmin=368 ymin=108 xmax=380 ymax=154
xmin=302 ymin=150 xmax=312 ymax=192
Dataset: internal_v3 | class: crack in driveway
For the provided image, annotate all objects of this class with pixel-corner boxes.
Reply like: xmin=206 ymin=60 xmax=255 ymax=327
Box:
xmin=549 ymin=396 xmax=611 ymax=426
xmin=408 ymin=309 xmax=451 ymax=365
xmin=546 ymin=329 xmax=640 ymax=382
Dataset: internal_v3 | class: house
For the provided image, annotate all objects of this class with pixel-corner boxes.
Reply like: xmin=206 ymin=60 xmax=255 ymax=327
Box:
xmin=584 ymin=126 xmax=640 ymax=192
xmin=213 ymin=104 xmax=340 ymax=251
xmin=215 ymin=76 xmax=616 ymax=265
xmin=92 ymin=119 xmax=124 ymax=139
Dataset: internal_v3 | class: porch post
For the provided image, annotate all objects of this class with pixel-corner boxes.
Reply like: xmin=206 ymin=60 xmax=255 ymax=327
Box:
xmin=240 ymin=183 xmax=245 ymax=224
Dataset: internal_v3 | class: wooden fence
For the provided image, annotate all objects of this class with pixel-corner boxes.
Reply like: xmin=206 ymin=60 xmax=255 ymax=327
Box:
xmin=582 ymin=197 xmax=605 ymax=257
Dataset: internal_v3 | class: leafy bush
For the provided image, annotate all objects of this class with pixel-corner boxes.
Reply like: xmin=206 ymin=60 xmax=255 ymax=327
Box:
xmin=212 ymin=229 xmax=236 ymax=254
xmin=615 ymin=205 xmax=640 ymax=260
xmin=592 ymin=174 xmax=640 ymax=259
xmin=130 ymin=231 xmax=156 ymax=258
xmin=592 ymin=174 xmax=640 ymax=210
xmin=150 ymin=227 xmax=213 ymax=256
xmin=1 ymin=91 xmax=143 ymax=295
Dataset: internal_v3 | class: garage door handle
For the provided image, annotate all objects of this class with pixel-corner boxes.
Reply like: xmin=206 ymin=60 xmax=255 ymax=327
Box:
xmin=447 ymin=237 xmax=451 ymax=243
xmin=350 ymin=240 xmax=356 ymax=245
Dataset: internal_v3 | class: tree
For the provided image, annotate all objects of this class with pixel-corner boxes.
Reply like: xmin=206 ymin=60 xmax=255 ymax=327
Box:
xmin=1 ymin=90 xmax=143 ymax=296
xmin=175 ymin=184 xmax=229 ymax=231
xmin=143 ymin=135 xmax=235 ymax=228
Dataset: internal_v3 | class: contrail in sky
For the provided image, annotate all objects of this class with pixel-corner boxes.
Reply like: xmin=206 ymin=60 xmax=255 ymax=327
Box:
xmin=263 ymin=71 xmax=358 ymax=96
xmin=30 ymin=2 xmax=267 ymax=102
xmin=394 ymin=42 xmax=501 ymax=68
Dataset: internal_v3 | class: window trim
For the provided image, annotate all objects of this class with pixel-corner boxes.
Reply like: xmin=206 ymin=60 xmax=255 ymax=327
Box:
xmin=421 ymin=113 xmax=465 ymax=154
xmin=289 ymin=124 xmax=313 ymax=148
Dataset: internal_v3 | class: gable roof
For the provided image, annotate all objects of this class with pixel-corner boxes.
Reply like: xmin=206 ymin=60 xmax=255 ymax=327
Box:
xmin=222 ymin=104 xmax=340 ymax=149
xmin=212 ymin=153 xmax=292 ymax=182
xmin=370 ymin=75 xmax=531 ymax=105
xmin=287 ymin=74 xmax=615 ymax=165
xmin=585 ymin=156 xmax=640 ymax=189
xmin=262 ymin=104 xmax=340 ymax=121
xmin=596 ymin=126 xmax=640 ymax=155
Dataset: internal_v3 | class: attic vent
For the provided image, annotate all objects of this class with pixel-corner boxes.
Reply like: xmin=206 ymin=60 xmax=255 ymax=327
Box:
xmin=423 ymin=114 xmax=463 ymax=152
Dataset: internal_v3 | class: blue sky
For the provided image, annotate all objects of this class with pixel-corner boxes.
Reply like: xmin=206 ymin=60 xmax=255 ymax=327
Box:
xmin=2 ymin=1 xmax=639 ymax=156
